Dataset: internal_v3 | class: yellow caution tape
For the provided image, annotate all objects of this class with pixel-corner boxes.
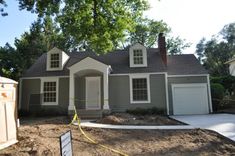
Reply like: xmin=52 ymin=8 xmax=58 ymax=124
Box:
xmin=70 ymin=106 xmax=128 ymax=156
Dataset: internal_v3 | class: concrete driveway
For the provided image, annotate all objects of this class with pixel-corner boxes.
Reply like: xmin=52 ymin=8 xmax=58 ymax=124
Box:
xmin=172 ymin=113 xmax=235 ymax=141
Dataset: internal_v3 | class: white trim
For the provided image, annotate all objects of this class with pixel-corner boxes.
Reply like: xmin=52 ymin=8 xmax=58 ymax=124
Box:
xmin=168 ymin=74 xmax=209 ymax=77
xmin=46 ymin=47 xmax=69 ymax=71
xmin=68 ymin=57 xmax=110 ymax=111
xmin=85 ymin=76 xmax=101 ymax=110
xmin=129 ymin=74 xmax=151 ymax=104
xmin=129 ymin=43 xmax=147 ymax=67
xmin=225 ymin=58 xmax=235 ymax=64
xmin=164 ymin=73 xmax=169 ymax=115
xmin=207 ymin=75 xmax=213 ymax=113
xmin=20 ymin=76 xmax=69 ymax=80
xmin=110 ymin=72 xmax=167 ymax=76
xmin=40 ymin=77 xmax=59 ymax=105
xmin=171 ymin=83 xmax=209 ymax=115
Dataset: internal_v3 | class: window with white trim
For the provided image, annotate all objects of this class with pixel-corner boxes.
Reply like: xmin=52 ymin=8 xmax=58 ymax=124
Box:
xmin=129 ymin=43 xmax=147 ymax=67
xmin=133 ymin=49 xmax=143 ymax=65
xmin=132 ymin=78 xmax=148 ymax=101
xmin=43 ymin=81 xmax=57 ymax=103
xmin=50 ymin=53 xmax=60 ymax=68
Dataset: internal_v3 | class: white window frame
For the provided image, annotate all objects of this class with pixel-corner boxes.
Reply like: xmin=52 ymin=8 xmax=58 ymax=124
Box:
xmin=129 ymin=74 xmax=151 ymax=103
xmin=50 ymin=53 xmax=60 ymax=68
xmin=46 ymin=47 xmax=69 ymax=71
xmin=133 ymin=49 xmax=144 ymax=65
xmin=40 ymin=77 xmax=59 ymax=105
xmin=129 ymin=43 xmax=147 ymax=67
xmin=47 ymin=52 xmax=62 ymax=71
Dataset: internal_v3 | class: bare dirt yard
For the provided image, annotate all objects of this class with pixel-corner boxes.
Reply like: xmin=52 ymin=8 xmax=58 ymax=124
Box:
xmin=96 ymin=113 xmax=183 ymax=125
xmin=0 ymin=117 xmax=235 ymax=156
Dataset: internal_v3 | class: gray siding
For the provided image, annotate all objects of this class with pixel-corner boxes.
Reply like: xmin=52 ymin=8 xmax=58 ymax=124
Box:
xmin=21 ymin=77 xmax=69 ymax=115
xmin=58 ymin=78 xmax=69 ymax=114
xmin=109 ymin=74 xmax=167 ymax=113
xmin=167 ymin=76 xmax=208 ymax=115
xmin=21 ymin=79 xmax=41 ymax=111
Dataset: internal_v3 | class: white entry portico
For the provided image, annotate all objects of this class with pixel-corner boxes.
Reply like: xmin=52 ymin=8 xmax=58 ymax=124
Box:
xmin=68 ymin=57 xmax=111 ymax=113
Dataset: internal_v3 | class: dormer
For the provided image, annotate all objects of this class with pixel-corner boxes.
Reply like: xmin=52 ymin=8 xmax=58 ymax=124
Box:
xmin=129 ymin=43 xmax=147 ymax=67
xmin=46 ymin=47 xmax=69 ymax=71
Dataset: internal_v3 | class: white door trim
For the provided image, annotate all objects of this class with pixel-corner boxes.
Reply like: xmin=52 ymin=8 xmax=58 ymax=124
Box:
xmin=85 ymin=76 xmax=101 ymax=110
xmin=172 ymin=83 xmax=209 ymax=115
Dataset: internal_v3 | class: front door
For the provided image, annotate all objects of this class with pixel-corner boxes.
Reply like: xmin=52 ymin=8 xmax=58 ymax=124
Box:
xmin=85 ymin=77 xmax=101 ymax=110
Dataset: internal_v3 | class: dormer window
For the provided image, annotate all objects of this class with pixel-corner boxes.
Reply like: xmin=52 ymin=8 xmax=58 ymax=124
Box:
xmin=46 ymin=47 xmax=69 ymax=71
xmin=129 ymin=43 xmax=147 ymax=67
xmin=133 ymin=49 xmax=143 ymax=65
xmin=50 ymin=53 xmax=60 ymax=68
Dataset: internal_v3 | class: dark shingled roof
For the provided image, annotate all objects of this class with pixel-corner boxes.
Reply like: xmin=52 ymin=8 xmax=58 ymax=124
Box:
xmin=167 ymin=54 xmax=208 ymax=75
xmin=22 ymin=48 xmax=207 ymax=77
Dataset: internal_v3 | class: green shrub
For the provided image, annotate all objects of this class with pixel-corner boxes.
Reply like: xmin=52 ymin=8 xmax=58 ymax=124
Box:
xmin=211 ymin=83 xmax=225 ymax=111
xmin=211 ymin=76 xmax=235 ymax=93
xmin=211 ymin=83 xmax=225 ymax=100
xmin=126 ymin=107 xmax=165 ymax=115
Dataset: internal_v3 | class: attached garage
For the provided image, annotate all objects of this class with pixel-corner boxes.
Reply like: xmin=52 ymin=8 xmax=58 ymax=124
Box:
xmin=172 ymin=83 xmax=209 ymax=115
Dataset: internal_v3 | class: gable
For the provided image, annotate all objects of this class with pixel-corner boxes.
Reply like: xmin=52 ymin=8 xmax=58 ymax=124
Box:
xmin=68 ymin=57 xmax=110 ymax=73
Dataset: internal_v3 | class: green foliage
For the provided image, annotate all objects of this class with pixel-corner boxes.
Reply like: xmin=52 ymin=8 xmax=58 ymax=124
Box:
xmin=126 ymin=107 xmax=165 ymax=115
xmin=0 ymin=44 xmax=17 ymax=79
xmin=128 ymin=18 xmax=170 ymax=47
xmin=166 ymin=36 xmax=191 ymax=55
xmin=210 ymin=76 xmax=235 ymax=93
xmin=211 ymin=83 xmax=225 ymax=100
xmin=196 ymin=37 xmax=206 ymax=63
xmin=0 ymin=16 xmax=69 ymax=80
xmin=18 ymin=0 xmax=149 ymax=54
xmin=196 ymin=22 xmax=235 ymax=76
xmin=0 ymin=0 xmax=7 ymax=16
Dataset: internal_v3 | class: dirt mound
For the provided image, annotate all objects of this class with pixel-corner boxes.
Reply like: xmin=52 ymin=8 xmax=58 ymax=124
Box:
xmin=96 ymin=115 xmax=126 ymax=125
xmin=96 ymin=113 xmax=183 ymax=125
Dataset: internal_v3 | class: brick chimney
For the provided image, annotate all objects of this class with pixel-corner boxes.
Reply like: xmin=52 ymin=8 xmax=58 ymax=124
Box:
xmin=158 ymin=33 xmax=167 ymax=65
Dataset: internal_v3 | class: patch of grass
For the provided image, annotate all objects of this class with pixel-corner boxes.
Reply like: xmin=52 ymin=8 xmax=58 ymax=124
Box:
xmin=126 ymin=107 xmax=165 ymax=115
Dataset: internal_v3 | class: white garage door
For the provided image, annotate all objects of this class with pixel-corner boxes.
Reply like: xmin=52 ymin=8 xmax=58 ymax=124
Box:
xmin=172 ymin=83 xmax=209 ymax=115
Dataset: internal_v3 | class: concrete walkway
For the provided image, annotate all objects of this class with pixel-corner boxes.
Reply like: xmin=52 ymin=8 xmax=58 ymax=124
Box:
xmin=75 ymin=120 xmax=195 ymax=130
xmin=171 ymin=113 xmax=235 ymax=141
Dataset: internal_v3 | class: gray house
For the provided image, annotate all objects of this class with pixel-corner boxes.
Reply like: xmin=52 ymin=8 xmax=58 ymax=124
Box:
xmin=19 ymin=34 xmax=212 ymax=118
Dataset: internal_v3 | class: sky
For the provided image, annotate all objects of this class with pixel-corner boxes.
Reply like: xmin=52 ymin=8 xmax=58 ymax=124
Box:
xmin=0 ymin=0 xmax=235 ymax=54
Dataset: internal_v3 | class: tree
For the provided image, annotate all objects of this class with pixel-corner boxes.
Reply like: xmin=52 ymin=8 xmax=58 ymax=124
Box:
xmin=0 ymin=16 xmax=69 ymax=80
xmin=127 ymin=18 xmax=191 ymax=54
xmin=196 ymin=37 xmax=206 ymax=63
xmin=166 ymin=36 xmax=191 ymax=55
xmin=203 ymin=39 xmax=233 ymax=76
xmin=196 ymin=23 xmax=235 ymax=76
xmin=0 ymin=43 xmax=16 ymax=78
xmin=220 ymin=22 xmax=235 ymax=45
xmin=0 ymin=0 xmax=7 ymax=16
xmin=18 ymin=0 xmax=149 ymax=54
xmin=128 ymin=18 xmax=170 ymax=48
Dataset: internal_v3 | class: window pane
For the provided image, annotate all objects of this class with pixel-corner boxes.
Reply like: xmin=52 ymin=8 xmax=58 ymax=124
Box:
xmin=43 ymin=81 xmax=57 ymax=103
xmin=133 ymin=49 xmax=143 ymax=65
xmin=132 ymin=78 xmax=148 ymax=101
xmin=50 ymin=54 xmax=60 ymax=68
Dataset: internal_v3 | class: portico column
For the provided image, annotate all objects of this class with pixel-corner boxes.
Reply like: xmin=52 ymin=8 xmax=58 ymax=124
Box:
xmin=103 ymin=68 xmax=109 ymax=110
xmin=68 ymin=73 xmax=75 ymax=112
